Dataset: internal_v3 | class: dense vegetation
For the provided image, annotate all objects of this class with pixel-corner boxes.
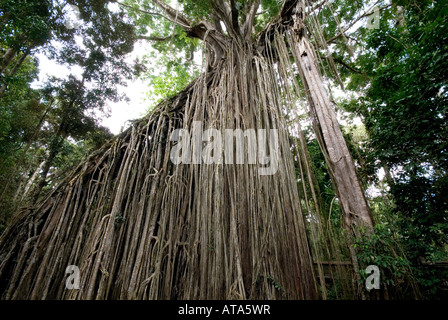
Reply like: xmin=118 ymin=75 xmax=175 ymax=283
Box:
xmin=0 ymin=0 xmax=446 ymax=299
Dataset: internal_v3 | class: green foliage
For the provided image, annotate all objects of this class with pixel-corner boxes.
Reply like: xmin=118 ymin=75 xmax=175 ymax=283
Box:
xmin=0 ymin=0 xmax=136 ymax=231
xmin=53 ymin=127 xmax=113 ymax=172
xmin=304 ymin=131 xmax=342 ymax=224
xmin=0 ymin=0 xmax=53 ymax=49
xmin=303 ymin=0 xmax=448 ymax=298
xmin=120 ymin=0 xmax=202 ymax=107
xmin=1 ymin=0 xmax=447 ymax=299
xmin=0 ymin=56 xmax=41 ymax=175
xmin=177 ymin=0 xmax=212 ymax=22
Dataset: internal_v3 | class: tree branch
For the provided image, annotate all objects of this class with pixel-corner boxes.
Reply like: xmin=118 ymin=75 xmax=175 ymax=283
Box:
xmin=214 ymin=15 xmax=224 ymax=34
xmin=307 ymin=0 xmax=327 ymax=14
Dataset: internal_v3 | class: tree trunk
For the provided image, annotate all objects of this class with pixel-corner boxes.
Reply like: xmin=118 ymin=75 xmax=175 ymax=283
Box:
xmin=8 ymin=48 xmax=31 ymax=77
xmin=287 ymin=1 xmax=374 ymax=299
xmin=0 ymin=104 xmax=51 ymax=205
xmin=20 ymin=159 xmax=46 ymax=202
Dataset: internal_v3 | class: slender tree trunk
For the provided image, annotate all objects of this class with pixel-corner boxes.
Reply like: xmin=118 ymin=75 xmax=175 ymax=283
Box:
xmin=20 ymin=159 xmax=46 ymax=202
xmin=0 ymin=48 xmax=32 ymax=96
xmin=0 ymin=104 xmax=51 ymax=205
xmin=396 ymin=5 xmax=405 ymax=27
xmin=0 ymin=42 xmax=319 ymax=300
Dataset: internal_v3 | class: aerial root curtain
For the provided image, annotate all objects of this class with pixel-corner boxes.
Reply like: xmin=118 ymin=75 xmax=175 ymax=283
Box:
xmin=0 ymin=38 xmax=319 ymax=300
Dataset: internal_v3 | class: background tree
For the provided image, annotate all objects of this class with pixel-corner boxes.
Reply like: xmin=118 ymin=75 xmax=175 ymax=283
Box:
xmin=0 ymin=0 xmax=137 ymax=230
xmin=327 ymin=0 xmax=448 ymax=298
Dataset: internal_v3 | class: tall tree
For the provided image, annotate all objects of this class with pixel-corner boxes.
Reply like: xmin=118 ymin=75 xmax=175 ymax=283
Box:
xmin=0 ymin=0 xmax=137 ymax=214
xmin=0 ymin=0 xmax=67 ymax=93
xmin=342 ymin=0 xmax=448 ymax=297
